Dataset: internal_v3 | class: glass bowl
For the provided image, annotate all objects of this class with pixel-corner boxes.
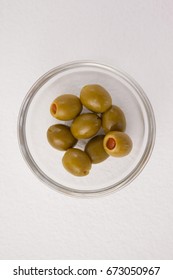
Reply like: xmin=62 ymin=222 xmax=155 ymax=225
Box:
xmin=18 ymin=61 xmax=156 ymax=197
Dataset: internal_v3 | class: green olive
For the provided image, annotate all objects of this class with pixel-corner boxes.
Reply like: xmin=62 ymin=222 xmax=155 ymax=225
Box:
xmin=103 ymin=131 xmax=132 ymax=157
xmin=50 ymin=94 xmax=82 ymax=120
xmin=70 ymin=113 xmax=101 ymax=139
xmin=102 ymin=105 xmax=126 ymax=133
xmin=85 ymin=135 xmax=109 ymax=164
xmin=47 ymin=124 xmax=77 ymax=151
xmin=80 ymin=84 xmax=112 ymax=113
xmin=62 ymin=148 xmax=92 ymax=176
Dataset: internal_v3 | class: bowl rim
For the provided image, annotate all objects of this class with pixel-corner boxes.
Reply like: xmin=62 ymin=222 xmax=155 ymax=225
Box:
xmin=17 ymin=60 xmax=156 ymax=198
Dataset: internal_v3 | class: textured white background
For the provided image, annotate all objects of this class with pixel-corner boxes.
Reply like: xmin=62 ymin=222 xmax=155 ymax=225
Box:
xmin=0 ymin=0 xmax=173 ymax=259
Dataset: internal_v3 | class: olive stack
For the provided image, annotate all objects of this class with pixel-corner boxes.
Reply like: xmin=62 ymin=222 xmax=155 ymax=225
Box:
xmin=47 ymin=85 xmax=133 ymax=176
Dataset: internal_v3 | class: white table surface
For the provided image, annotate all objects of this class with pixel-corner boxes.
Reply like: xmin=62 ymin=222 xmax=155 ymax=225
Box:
xmin=0 ymin=0 xmax=173 ymax=259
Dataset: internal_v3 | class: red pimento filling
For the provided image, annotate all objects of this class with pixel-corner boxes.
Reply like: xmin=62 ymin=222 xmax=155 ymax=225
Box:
xmin=106 ymin=137 xmax=116 ymax=150
xmin=51 ymin=103 xmax=57 ymax=114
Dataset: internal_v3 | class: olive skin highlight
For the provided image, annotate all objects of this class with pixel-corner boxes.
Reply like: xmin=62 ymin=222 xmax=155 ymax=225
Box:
xmin=62 ymin=148 xmax=92 ymax=176
xmin=102 ymin=105 xmax=126 ymax=133
xmin=50 ymin=94 xmax=82 ymax=120
xmin=70 ymin=113 xmax=101 ymax=139
xmin=80 ymin=84 xmax=112 ymax=113
xmin=85 ymin=135 xmax=109 ymax=164
xmin=47 ymin=124 xmax=77 ymax=151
